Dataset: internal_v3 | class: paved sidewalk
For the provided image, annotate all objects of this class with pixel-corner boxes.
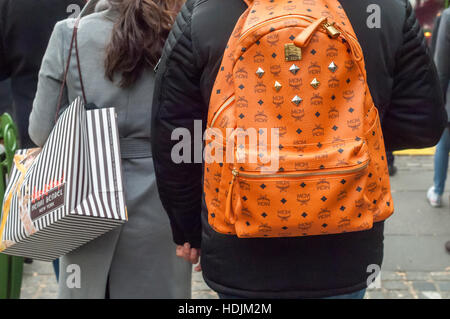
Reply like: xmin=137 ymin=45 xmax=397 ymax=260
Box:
xmin=20 ymin=260 xmax=220 ymax=299
xmin=19 ymin=156 xmax=450 ymax=299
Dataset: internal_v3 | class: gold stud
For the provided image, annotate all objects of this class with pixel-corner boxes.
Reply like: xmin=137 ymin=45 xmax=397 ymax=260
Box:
xmin=310 ymin=78 xmax=320 ymax=89
xmin=274 ymin=81 xmax=282 ymax=92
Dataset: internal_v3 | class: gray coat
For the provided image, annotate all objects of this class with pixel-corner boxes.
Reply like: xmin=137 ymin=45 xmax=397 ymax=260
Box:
xmin=435 ymin=8 xmax=450 ymax=118
xmin=29 ymin=0 xmax=192 ymax=298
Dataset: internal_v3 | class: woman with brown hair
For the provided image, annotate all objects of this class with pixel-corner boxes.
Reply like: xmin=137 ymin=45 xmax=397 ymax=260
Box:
xmin=28 ymin=0 xmax=190 ymax=298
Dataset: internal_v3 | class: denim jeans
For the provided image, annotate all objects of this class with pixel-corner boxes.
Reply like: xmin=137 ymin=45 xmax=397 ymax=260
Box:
xmin=218 ymin=288 xmax=366 ymax=299
xmin=386 ymin=151 xmax=395 ymax=167
xmin=434 ymin=127 xmax=450 ymax=195
xmin=53 ymin=259 xmax=59 ymax=282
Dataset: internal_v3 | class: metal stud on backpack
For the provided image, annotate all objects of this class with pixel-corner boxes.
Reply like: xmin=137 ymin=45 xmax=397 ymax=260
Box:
xmin=204 ymin=0 xmax=394 ymax=238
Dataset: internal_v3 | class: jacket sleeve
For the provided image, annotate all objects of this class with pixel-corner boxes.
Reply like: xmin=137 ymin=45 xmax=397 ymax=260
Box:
xmin=382 ymin=1 xmax=447 ymax=151
xmin=434 ymin=9 xmax=450 ymax=102
xmin=151 ymin=0 xmax=204 ymax=248
xmin=28 ymin=21 xmax=68 ymax=147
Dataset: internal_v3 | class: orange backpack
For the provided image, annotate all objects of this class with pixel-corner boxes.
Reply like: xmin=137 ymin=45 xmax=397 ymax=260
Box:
xmin=204 ymin=0 xmax=394 ymax=238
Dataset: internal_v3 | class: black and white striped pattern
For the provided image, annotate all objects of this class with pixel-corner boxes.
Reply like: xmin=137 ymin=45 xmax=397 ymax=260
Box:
xmin=0 ymin=97 xmax=127 ymax=261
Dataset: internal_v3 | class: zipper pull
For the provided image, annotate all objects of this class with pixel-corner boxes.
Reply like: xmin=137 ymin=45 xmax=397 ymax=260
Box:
xmin=294 ymin=17 xmax=327 ymax=48
xmin=331 ymin=23 xmax=363 ymax=62
xmin=225 ymin=169 xmax=239 ymax=225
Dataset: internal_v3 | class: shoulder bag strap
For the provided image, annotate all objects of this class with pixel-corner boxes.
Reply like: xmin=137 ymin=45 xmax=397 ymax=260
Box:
xmin=54 ymin=17 xmax=88 ymax=123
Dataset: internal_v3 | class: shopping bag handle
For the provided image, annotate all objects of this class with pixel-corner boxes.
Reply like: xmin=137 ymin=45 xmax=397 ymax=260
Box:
xmin=54 ymin=17 xmax=87 ymax=123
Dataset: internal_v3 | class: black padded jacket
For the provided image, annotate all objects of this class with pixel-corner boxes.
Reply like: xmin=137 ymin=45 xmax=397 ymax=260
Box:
xmin=151 ymin=0 xmax=446 ymax=298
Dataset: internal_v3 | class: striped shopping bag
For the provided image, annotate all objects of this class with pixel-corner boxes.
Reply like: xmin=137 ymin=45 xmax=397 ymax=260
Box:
xmin=0 ymin=97 xmax=127 ymax=261
xmin=0 ymin=10 xmax=127 ymax=261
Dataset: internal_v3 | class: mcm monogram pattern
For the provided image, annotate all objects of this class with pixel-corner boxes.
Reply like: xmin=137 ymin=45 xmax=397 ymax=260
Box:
xmin=204 ymin=0 xmax=393 ymax=238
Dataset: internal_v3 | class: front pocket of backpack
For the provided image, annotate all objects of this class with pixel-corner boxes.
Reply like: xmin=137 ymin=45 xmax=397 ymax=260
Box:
xmin=229 ymin=141 xmax=373 ymax=238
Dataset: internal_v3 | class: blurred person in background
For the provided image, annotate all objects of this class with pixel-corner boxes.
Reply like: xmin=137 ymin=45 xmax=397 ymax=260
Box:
xmin=387 ymin=152 xmax=397 ymax=176
xmin=0 ymin=80 xmax=12 ymax=114
xmin=413 ymin=0 xmax=446 ymax=45
xmin=429 ymin=7 xmax=450 ymax=253
xmin=0 ymin=0 xmax=85 ymax=149
xmin=29 ymin=0 xmax=190 ymax=298
xmin=430 ymin=13 xmax=442 ymax=56
xmin=427 ymin=8 xmax=450 ymax=209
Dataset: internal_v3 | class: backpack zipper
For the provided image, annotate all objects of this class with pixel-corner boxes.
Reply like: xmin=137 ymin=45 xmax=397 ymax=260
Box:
xmin=238 ymin=13 xmax=361 ymax=62
xmin=239 ymin=14 xmax=314 ymax=41
xmin=233 ymin=161 xmax=368 ymax=179
xmin=210 ymin=95 xmax=235 ymax=127
xmin=239 ymin=14 xmax=341 ymax=42
xmin=224 ymin=161 xmax=369 ymax=224
xmin=210 ymin=16 xmax=346 ymax=128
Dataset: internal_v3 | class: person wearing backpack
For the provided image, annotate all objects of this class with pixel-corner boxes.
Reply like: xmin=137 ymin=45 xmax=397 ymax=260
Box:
xmin=152 ymin=0 xmax=446 ymax=299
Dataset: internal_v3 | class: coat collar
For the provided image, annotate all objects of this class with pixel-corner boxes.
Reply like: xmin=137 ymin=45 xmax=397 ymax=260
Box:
xmin=95 ymin=0 xmax=111 ymax=12
xmin=95 ymin=0 xmax=119 ymax=21
xmin=79 ymin=0 xmax=118 ymax=21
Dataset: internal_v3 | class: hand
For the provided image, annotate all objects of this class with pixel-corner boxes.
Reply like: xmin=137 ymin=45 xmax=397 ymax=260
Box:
xmin=176 ymin=242 xmax=202 ymax=272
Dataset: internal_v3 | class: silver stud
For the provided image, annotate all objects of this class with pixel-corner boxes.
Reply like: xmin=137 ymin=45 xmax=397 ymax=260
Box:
xmin=274 ymin=81 xmax=282 ymax=92
xmin=256 ymin=67 xmax=265 ymax=78
xmin=328 ymin=62 xmax=338 ymax=73
xmin=291 ymin=95 xmax=303 ymax=106
xmin=289 ymin=64 xmax=300 ymax=75
xmin=310 ymin=78 xmax=320 ymax=89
